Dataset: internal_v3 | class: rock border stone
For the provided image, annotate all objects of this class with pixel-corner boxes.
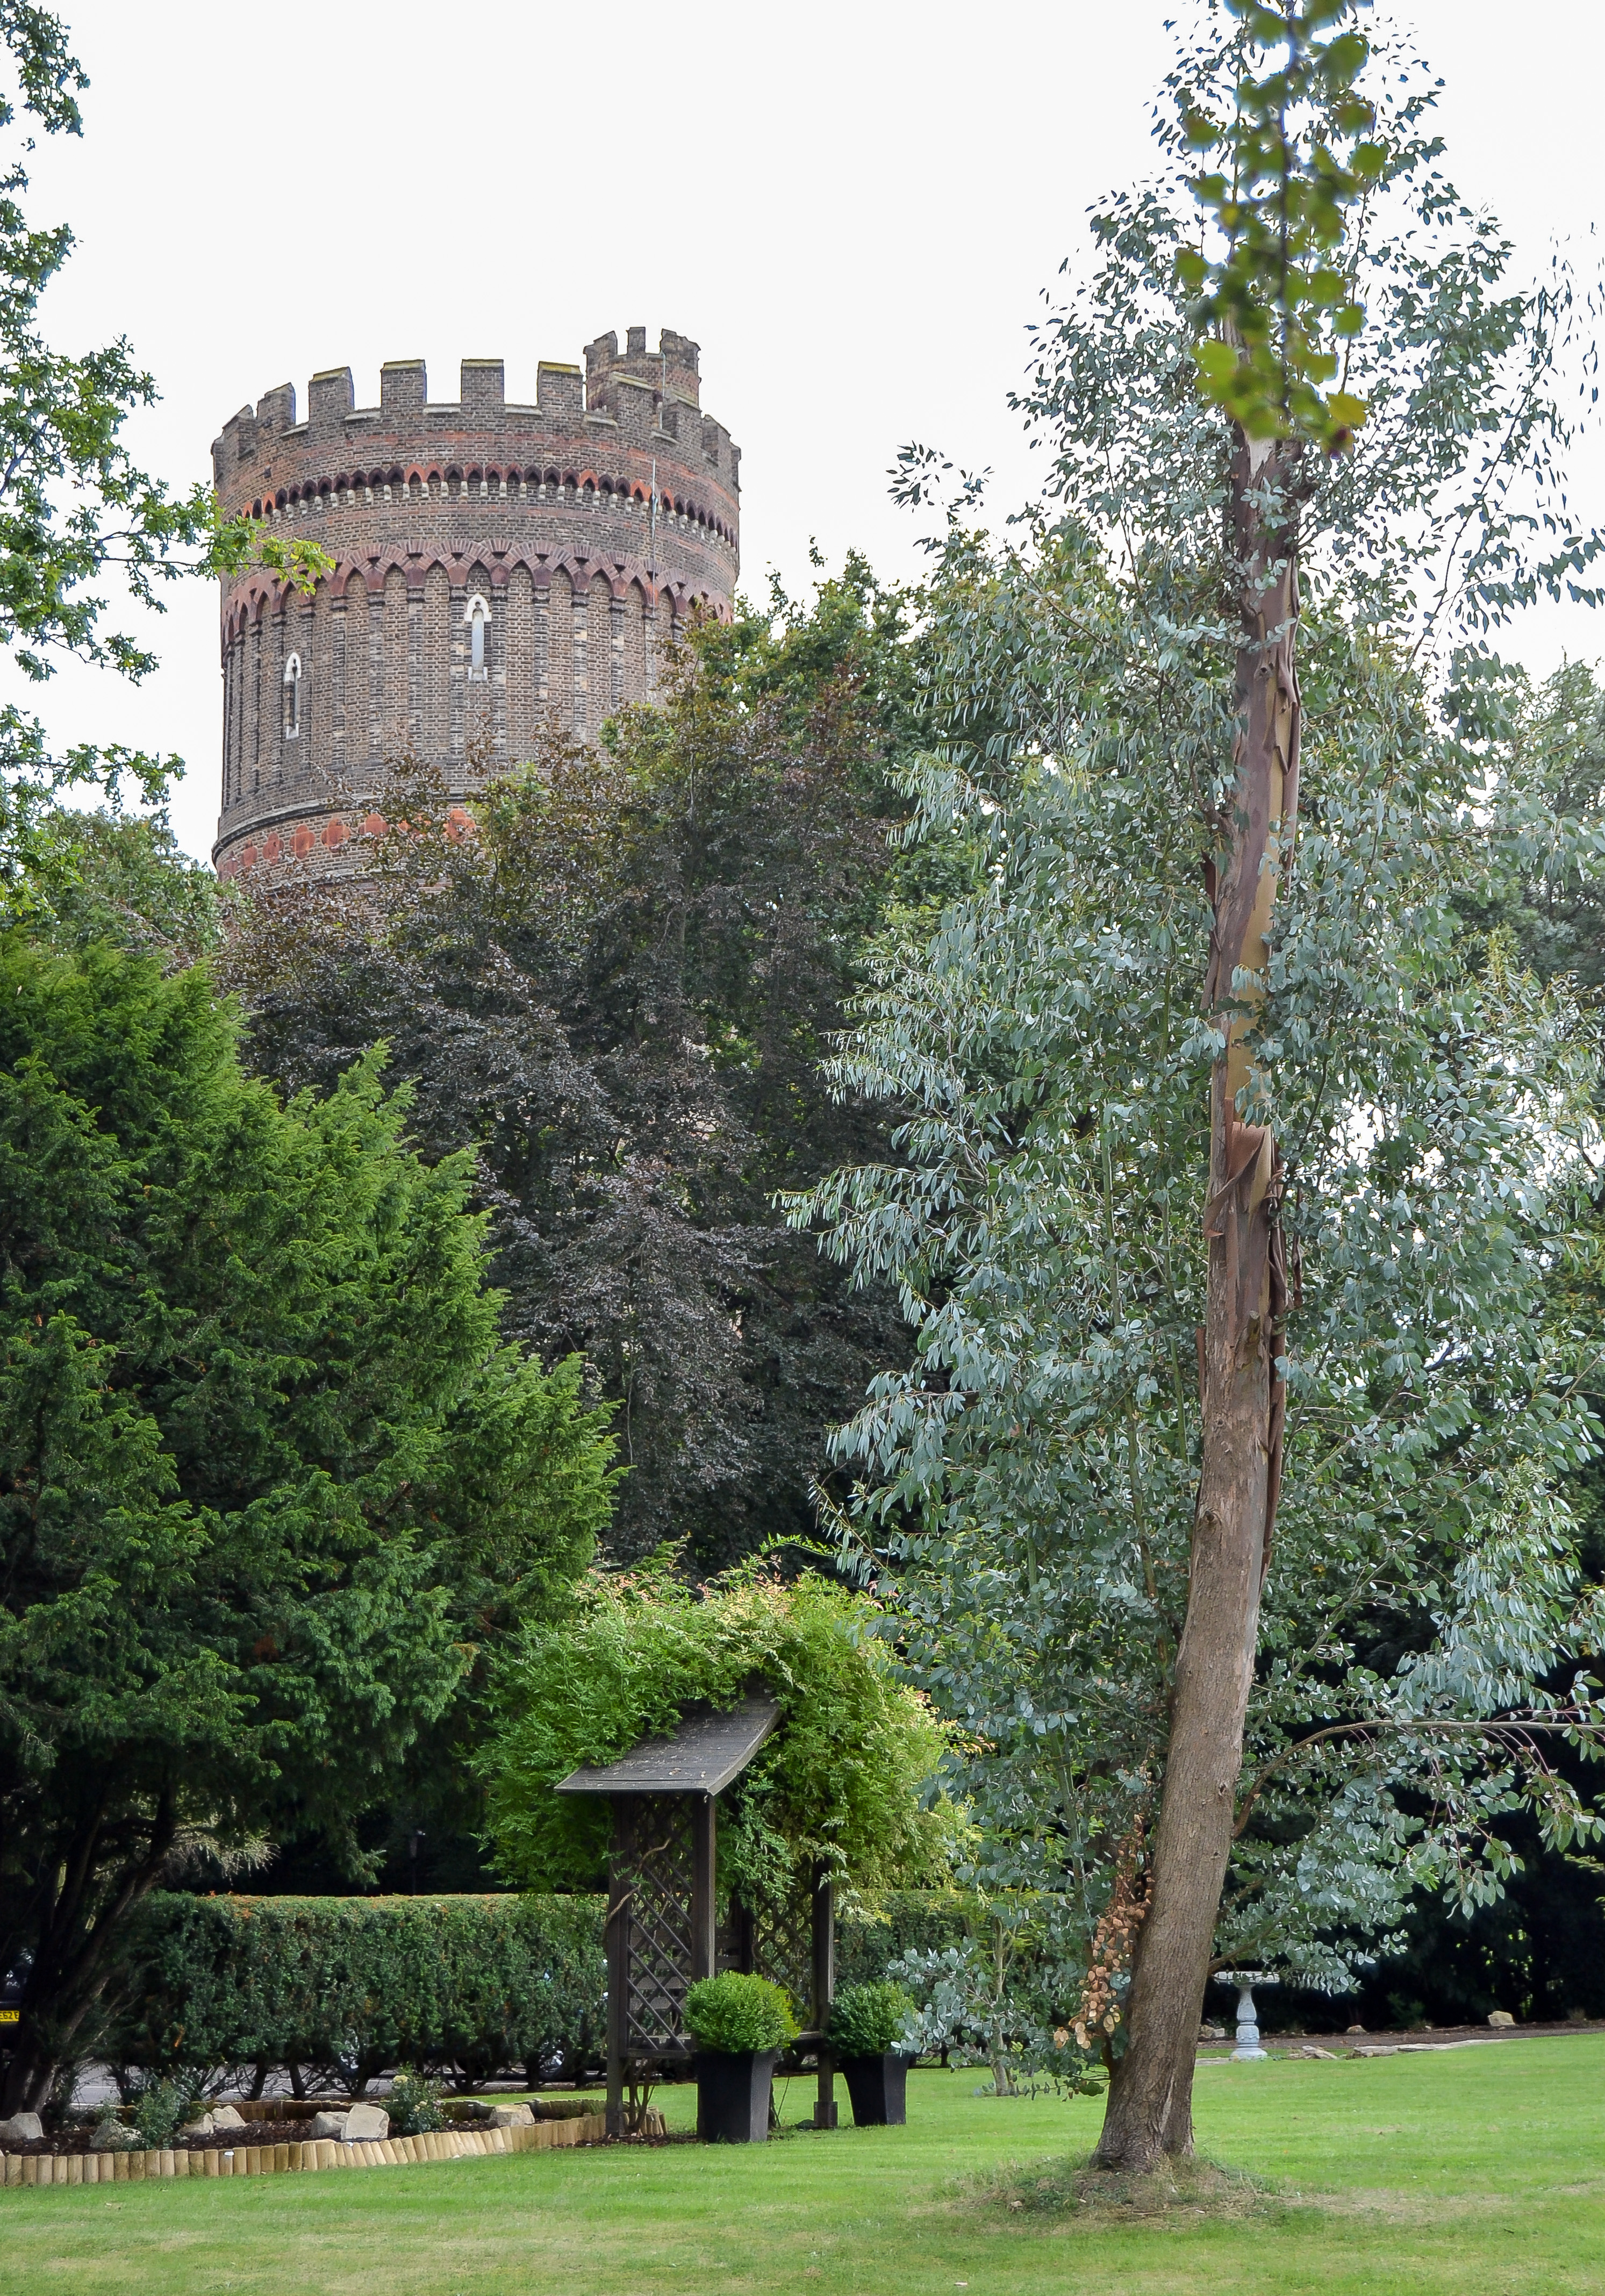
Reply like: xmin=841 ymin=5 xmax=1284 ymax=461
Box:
xmin=0 ymin=2109 xmax=607 ymax=2188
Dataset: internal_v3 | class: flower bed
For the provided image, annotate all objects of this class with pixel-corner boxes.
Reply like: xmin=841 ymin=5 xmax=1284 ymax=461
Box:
xmin=1 ymin=2109 xmax=606 ymax=2187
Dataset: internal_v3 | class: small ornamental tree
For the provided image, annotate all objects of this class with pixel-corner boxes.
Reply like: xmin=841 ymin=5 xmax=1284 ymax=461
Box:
xmin=0 ymin=934 xmax=617 ymax=2113
xmin=795 ymin=0 xmax=1605 ymax=2175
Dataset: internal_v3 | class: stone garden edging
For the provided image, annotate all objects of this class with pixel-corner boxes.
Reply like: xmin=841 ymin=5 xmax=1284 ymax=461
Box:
xmin=1 ymin=2109 xmax=607 ymax=2188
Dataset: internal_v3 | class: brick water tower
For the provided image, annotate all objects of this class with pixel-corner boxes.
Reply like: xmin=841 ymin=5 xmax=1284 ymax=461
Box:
xmin=209 ymin=327 xmax=739 ymax=889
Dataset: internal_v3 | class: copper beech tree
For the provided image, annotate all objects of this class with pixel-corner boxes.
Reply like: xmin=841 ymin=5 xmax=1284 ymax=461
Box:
xmin=800 ymin=0 xmax=1605 ymax=2177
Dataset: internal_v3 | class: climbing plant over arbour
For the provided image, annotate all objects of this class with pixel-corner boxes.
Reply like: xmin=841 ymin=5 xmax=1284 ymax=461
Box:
xmin=479 ymin=1562 xmax=957 ymax=1912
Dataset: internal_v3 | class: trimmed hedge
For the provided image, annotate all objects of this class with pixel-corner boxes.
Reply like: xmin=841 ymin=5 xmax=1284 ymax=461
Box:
xmin=104 ymin=1890 xmax=986 ymax=2087
xmin=836 ymin=1893 xmax=974 ymax=1988
xmin=109 ymin=1894 xmax=605 ymax=2090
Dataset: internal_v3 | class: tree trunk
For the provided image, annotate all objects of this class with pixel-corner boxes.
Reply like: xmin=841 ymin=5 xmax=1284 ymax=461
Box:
xmin=1095 ymin=430 xmax=1300 ymax=2172
xmin=0 ymin=1792 xmax=176 ymax=2118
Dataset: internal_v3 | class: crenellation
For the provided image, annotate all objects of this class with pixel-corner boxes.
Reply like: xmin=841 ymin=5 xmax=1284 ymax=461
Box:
xmin=382 ymin=360 xmax=427 ymax=417
xmin=701 ymin=414 xmax=730 ymax=474
xmin=616 ymin=376 xmax=656 ymax=444
xmin=657 ymin=329 xmax=701 ymax=407
xmin=256 ymin=382 xmax=296 ymax=433
xmin=219 ymin=406 xmax=259 ymax=474
xmin=213 ymin=329 xmax=739 ymax=890
xmin=308 ymin=368 xmax=355 ymax=435
xmin=460 ymin=359 xmax=505 ymax=422
xmin=584 ymin=331 xmax=619 ymax=411
xmin=537 ymin=362 xmax=584 ymax=424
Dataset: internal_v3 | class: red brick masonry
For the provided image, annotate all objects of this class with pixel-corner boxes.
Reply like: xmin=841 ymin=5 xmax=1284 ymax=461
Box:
xmin=211 ymin=326 xmax=738 ymax=889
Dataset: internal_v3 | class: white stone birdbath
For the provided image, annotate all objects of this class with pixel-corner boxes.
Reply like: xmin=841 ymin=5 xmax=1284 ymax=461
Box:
xmin=1214 ymin=1970 xmax=1277 ymax=2059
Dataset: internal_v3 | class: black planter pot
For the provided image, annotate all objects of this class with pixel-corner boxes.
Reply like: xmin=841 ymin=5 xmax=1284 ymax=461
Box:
xmin=840 ymin=2050 xmax=911 ymax=2127
xmin=695 ymin=2048 xmax=781 ymax=2142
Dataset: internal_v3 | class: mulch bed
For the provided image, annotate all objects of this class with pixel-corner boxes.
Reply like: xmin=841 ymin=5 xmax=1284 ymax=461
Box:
xmin=6 ymin=2093 xmax=603 ymax=2158
xmin=6 ymin=2119 xmax=310 ymax=2157
xmin=4 ymin=2107 xmax=610 ymax=2186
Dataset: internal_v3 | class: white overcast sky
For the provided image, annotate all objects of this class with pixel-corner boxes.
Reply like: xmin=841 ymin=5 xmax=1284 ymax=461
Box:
xmin=8 ymin=0 xmax=1604 ymax=864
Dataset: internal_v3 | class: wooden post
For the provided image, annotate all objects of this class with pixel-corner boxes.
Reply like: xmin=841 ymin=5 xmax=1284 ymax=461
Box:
xmin=728 ymin=1895 xmax=755 ymax=1975
xmin=605 ymin=1796 xmax=634 ymax=2138
xmin=691 ymin=1794 xmax=716 ymax=1983
xmin=812 ymin=1865 xmax=836 ymax=2129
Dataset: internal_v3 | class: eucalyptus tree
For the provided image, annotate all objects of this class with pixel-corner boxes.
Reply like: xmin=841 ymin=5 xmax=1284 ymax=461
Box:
xmin=796 ymin=0 xmax=1605 ymax=2172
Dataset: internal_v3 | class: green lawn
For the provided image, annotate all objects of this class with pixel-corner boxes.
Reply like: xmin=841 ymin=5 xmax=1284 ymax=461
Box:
xmin=3 ymin=2038 xmax=1602 ymax=2295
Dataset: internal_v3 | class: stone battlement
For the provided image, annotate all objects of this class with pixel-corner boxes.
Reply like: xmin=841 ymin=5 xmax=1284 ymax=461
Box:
xmin=213 ymin=330 xmax=737 ymax=517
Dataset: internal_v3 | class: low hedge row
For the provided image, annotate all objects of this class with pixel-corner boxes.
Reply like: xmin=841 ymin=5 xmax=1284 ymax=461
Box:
xmin=105 ymin=1890 xmax=979 ymax=2086
xmin=109 ymin=1893 xmax=606 ymax=2090
xmin=837 ymin=1892 xmax=975 ymax=1988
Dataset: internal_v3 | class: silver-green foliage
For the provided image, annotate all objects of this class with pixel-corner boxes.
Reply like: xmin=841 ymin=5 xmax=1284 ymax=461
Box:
xmin=791 ymin=3 xmax=1605 ymax=2007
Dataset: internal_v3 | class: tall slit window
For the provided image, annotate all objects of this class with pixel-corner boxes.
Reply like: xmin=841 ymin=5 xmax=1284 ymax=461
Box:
xmin=283 ymin=652 xmax=302 ymax=739
xmin=465 ymin=593 xmax=490 ymax=681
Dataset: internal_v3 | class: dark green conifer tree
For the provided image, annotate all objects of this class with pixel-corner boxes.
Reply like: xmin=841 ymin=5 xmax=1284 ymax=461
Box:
xmin=0 ymin=932 xmax=616 ymax=2112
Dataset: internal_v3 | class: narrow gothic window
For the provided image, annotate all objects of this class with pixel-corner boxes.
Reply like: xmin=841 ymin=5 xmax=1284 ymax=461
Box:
xmin=283 ymin=652 xmax=302 ymax=738
xmin=465 ymin=595 xmax=490 ymax=681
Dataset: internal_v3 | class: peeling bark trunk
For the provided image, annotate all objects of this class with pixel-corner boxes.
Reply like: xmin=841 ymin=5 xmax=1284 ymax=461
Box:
xmin=1095 ymin=430 xmax=1300 ymax=2172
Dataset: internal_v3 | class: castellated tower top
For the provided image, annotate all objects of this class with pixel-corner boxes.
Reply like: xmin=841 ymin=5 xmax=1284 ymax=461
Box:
xmin=211 ymin=327 xmax=739 ymax=891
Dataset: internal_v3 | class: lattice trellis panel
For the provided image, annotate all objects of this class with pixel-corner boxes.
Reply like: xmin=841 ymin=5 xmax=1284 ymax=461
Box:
xmin=620 ymin=1800 xmax=696 ymax=2053
xmin=750 ymin=1893 xmax=815 ymax=2020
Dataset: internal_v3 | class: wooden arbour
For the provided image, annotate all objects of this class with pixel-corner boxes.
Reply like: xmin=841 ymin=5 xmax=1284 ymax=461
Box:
xmin=556 ymin=1695 xmax=836 ymax=2135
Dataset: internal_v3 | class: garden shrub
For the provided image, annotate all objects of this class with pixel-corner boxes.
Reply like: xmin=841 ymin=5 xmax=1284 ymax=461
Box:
xmin=683 ymin=1974 xmax=799 ymax=2055
xmin=386 ymin=2069 xmax=447 ymax=2134
xmin=827 ymin=1983 xmax=913 ymax=2058
xmin=130 ymin=2073 xmax=200 ymax=2147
